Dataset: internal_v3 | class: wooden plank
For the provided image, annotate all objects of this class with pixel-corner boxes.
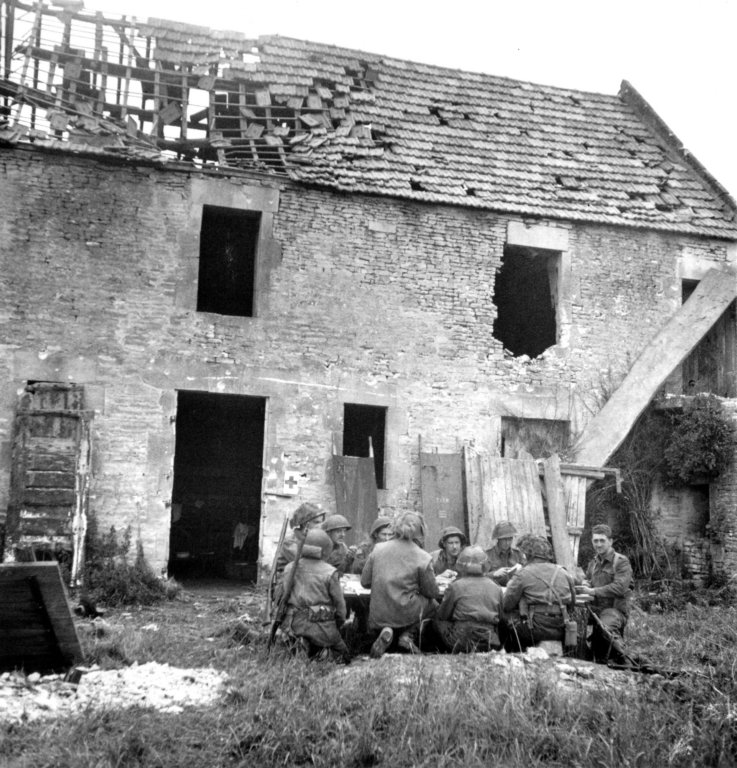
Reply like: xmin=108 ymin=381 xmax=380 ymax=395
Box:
xmin=465 ymin=448 xmax=546 ymax=547
xmin=575 ymin=268 xmax=737 ymax=466
xmin=332 ymin=455 xmax=377 ymax=547
xmin=543 ymin=455 xmax=574 ymax=571
xmin=420 ymin=451 xmax=465 ymax=552
xmin=0 ymin=563 xmax=83 ymax=672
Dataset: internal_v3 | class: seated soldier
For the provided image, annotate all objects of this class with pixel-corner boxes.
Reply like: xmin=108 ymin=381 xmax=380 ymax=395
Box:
xmin=430 ymin=526 xmax=467 ymax=575
xmin=361 ymin=511 xmax=440 ymax=657
xmin=276 ymin=528 xmax=351 ymax=663
xmin=502 ymin=534 xmax=576 ymax=652
xmin=577 ymin=524 xmax=633 ymax=663
xmin=349 ymin=516 xmax=393 ymax=575
xmin=275 ymin=502 xmax=325 ymax=580
xmin=433 ymin=546 xmax=503 ymax=653
xmin=485 ymin=520 xmax=526 ymax=586
xmin=321 ymin=514 xmax=353 ymax=574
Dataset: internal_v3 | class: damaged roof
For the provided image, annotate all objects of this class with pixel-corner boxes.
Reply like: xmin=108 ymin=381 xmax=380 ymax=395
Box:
xmin=2 ymin=2 xmax=735 ymax=238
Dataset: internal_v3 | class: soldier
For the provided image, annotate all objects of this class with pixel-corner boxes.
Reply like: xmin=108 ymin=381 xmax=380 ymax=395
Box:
xmin=321 ymin=514 xmax=353 ymax=574
xmin=274 ymin=502 xmax=326 ymax=580
xmin=361 ymin=511 xmax=440 ymax=657
xmin=485 ymin=520 xmax=526 ymax=585
xmin=502 ymin=534 xmax=576 ymax=652
xmin=275 ymin=528 xmax=351 ymax=663
xmin=430 ymin=526 xmax=468 ymax=575
xmin=433 ymin=546 xmax=504 ymax=653
xmin=349 ymin=516 xmax=393 ymax=575
xmin=577 ymin=524 xmax=633 ymax=662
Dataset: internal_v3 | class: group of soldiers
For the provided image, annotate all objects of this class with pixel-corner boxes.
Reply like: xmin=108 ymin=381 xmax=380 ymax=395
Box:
xmin=272 ymin=502 xmax=633 ymax=664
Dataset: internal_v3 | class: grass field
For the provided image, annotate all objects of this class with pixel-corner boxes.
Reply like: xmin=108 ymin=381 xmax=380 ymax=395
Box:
xmin=2 ymin=583 xmax=737 ymax=768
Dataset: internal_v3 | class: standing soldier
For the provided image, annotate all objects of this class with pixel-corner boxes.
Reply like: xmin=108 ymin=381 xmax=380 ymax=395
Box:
xmin=430 ymin=526 xmax=467 ymax=575
xmin=485 ymin=520 xmax=526 ymax=585
xmin=577 ymin=524 xmax=633 ymax=662
xmin=502 ymin=535 xmax=576 ymax=652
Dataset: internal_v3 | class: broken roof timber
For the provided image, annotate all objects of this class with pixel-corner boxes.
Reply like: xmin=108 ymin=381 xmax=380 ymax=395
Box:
xmin=1 ymin=1 xmax=736 ymax=239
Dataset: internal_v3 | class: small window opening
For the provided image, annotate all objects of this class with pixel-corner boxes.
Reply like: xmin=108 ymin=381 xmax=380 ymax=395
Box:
xmin=197 ymin=205 xmax=260 ymax=317
xmin=493 ymin=244 xmax=559 ymax=358
xmin=343 ymin=404 xmax=387 ymax=489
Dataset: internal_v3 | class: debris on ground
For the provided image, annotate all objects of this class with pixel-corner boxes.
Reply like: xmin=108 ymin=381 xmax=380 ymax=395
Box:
xmin=0 ymin=662 xmax=227 ymax=723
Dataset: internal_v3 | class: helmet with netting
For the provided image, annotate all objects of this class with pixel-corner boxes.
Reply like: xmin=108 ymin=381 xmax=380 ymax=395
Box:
xmin=455 ymin=546 xmax=489 ymax=576
xmin=290 ymin=502 xmax=325 ymax=530
xmin=517 ymin=534 xmax=553 ymax=562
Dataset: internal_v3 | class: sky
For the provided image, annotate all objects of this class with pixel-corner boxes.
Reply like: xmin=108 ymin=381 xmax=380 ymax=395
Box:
xmin=82 ymin=0 xmax=737 ymax=200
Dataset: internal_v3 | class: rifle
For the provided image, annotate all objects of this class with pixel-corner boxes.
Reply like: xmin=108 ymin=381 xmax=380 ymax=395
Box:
xmin=267 ymin=534 xmax=306 ymax=652
xmin=265 ymin=514 xmax=290 ymax=623
xmin=586 ymin=605 xmax=686 ymax=677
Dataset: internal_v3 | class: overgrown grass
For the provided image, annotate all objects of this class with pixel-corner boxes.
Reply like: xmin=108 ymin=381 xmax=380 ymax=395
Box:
xmin=3 ymin=586 xmax=737 ymax=767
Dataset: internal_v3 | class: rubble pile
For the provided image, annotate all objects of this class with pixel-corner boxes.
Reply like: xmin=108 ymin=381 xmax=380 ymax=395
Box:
xmin=0 ymin=662 xmax=227 ymax=723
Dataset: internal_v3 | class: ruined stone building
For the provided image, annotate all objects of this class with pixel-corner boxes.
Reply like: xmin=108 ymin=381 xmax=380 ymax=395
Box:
xmin=1 ymin=2 xmax=736 ymax=582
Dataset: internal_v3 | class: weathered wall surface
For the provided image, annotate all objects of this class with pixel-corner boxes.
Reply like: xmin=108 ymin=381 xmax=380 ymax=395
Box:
xmin=0 ymin=147 xmax=734 ymax=573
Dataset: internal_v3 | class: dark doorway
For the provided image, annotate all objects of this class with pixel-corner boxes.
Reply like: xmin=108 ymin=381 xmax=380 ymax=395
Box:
xmin=343 ymin=404 xmax=386 ymax=489
xmin=169 ymin=391 xmax=265 ymax=582
xmin=493 ymin=244 xmax=558 ymax=358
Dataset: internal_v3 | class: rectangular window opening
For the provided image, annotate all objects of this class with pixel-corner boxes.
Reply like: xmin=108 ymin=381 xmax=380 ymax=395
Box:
xmin=343 ymin=403 xmax=387 ymax=489
xmin=501 ymin=416 xmax=570 ymax=459
xmin=197 ymin=205 xmax=260 ymax=317
xmin=493 ymin=244 xmax=559 ymax=358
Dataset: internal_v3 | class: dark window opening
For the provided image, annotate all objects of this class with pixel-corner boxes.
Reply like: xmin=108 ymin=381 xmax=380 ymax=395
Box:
xmin=343 ymin=404 xmax=387 ymax=489
xmin=501 ymin=417 xmax=570 ymax=459
xmin=197 ymin=205 xmax=260 ymax=317
xmin=493 ymin=244 xmax=558 ymax=358
xmin=169 ymin=391 xmax=265 ymax=582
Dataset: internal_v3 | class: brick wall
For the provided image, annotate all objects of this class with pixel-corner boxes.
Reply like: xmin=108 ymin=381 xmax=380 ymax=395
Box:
xmin=1 ymin=146 xmax=733 ymax=573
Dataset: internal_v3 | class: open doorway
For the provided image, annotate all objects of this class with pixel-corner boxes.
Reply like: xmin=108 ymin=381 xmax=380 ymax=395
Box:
xmin=168 ymin=391 xmax=265 ymax=582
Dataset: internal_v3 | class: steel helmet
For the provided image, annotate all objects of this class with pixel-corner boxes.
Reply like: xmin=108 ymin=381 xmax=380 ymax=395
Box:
xmin=437 ymin=526 xmax=468 ymax=549
xmin=517 ymin=534 xmax=553 ymax=562
xmin=304 ymin=528 xmax=333 ymax=559
xmin=322 ymin=514 xmax=352 ymax=533
xmin=456 ymin=546 xmax=489 ymax=576
xmin=370 ymin=516 xmax=393 ymax=539
xmin=491 ymin=520 xmax=517 ymax=540
xmin=290 ymin=502 xmax=325 ymax=530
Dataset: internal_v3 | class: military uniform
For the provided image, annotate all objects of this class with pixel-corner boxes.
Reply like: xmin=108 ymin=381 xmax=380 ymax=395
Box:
xmin=429 ymin=548 xmax=459 ymax=575
xmin=502 ymin=560 xmax=576 ymax=651
xmin=585 ymin=548 xmax=633 ymax=659
xmin=434 ymin=574 xmax=503 ymax=652
xmin=485 ymin=543 xmax=526 ymax=585
xmin=278 ymin=539 xmax=350 ymax=661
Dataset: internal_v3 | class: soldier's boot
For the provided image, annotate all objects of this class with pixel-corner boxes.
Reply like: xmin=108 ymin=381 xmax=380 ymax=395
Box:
xmin=370 ymin=627 xmax=394 ymax=659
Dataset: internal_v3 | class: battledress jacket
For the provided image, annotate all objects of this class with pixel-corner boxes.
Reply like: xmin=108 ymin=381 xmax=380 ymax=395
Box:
xmin=279 ymin=548 xmax=347 ymax=648
xmin=360 ymin=539 xmax=440 ymax=630
xmin=429 ymin=548 xmax=459 ymax=575
xmin=502 ymin=561 xmax=575 ymax=615
xmin=585 ymin=549 xmax=633 ymax=617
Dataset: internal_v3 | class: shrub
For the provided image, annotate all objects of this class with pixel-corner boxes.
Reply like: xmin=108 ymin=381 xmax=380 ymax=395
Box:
xmin=82 ymin=517 xmax=180 ymax=606
xmin=662 ymin=394 xmax=736 ymax=486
